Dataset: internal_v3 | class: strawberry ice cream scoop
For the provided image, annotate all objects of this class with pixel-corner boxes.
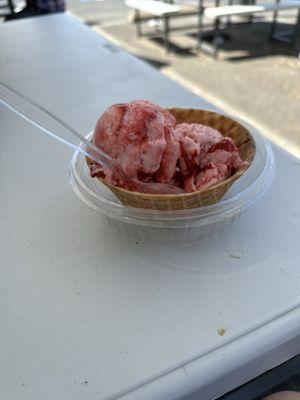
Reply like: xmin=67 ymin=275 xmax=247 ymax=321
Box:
xmin=89 ymin=101 xmax=246 ymax=194
xmin=184 ymin=137 xmax=246 ymax=192
xmin=174 ymin=123 xmax=223 ymax=176
xmin=91 ymin=100 xmax=175 ymax=186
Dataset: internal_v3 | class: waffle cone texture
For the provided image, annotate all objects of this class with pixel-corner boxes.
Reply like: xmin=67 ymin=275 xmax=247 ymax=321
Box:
xmin=87 ymin=108 xmax=256 ymax=211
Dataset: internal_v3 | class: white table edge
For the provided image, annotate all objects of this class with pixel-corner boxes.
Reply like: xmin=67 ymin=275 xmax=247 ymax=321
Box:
xmin=108 ymin=305 xmax=300 ymax=400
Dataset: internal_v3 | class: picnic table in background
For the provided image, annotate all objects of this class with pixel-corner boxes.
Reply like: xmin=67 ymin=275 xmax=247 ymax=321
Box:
xmin=126 ymin=0 xmax=300 ymax=57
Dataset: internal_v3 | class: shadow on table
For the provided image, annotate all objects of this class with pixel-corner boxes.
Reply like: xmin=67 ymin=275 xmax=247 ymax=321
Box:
xmin=136 ymin=55 xmax=170 ymax=69
xmin=134 ymin=22 xmax=298 ymax=65
xmin=85 ymin=20 xmax=99 ymax=27
xmin=134 ymin=22 xmax=297 ymax=68
xmin=150 ymin=37 xmax=196 ymax=57
xmin=132 ymin=37 xmax=195 ymax=71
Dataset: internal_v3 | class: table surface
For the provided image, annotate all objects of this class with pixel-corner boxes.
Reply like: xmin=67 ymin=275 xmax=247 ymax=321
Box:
xmin=1 ymin=14 xmax=300 ymax=400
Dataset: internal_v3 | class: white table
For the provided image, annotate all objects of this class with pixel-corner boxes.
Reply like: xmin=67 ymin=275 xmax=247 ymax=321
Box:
xmin=0 ymin=14 xmax=299 ymax=400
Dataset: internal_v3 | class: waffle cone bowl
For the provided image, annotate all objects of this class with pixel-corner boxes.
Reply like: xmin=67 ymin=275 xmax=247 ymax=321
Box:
xmin=87 ymin=109 xmax=256 ymax=211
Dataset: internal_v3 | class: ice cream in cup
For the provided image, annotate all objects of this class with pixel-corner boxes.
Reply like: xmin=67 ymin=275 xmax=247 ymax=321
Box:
xmin=87 ymin=100 xmax=255 ymax=211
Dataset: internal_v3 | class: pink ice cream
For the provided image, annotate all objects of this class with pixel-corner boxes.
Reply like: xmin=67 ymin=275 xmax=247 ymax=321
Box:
xmin=174 ymin=123 xmax=223 ymax=176
xmin=89 ymin=100 xmax=245 ymax=193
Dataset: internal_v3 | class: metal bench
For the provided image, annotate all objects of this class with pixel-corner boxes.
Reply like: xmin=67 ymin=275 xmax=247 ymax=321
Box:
xmin=126 ymin=0 xmax=300 ymax=58
xmin=126 ymin=0 xmax=198 ymax=51
xmin=0 ymin=0 xmax=15 ymax=16
xmin=200 ymin=1 xmax=300 ymax=57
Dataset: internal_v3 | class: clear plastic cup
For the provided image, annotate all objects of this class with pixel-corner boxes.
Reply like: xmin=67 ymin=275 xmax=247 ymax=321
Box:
xmin=69 ymin=127 xmax=275 ymax=244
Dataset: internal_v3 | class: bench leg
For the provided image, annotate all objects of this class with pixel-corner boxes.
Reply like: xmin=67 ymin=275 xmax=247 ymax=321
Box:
xmin=247 ymin=0 xmax=255 ymax=24
xmin=197 ymin=0 xmax=204 ymax=50
xmin=163 ymin=15 xmax=170 ymax=54
xmin=135 ymin=10 xmax=142 ymax=37
xmin=214 ymin=0 xmax=220 ymax=36
xmin=269 ymin=11 xmax=278 ymax=39
xmin=226 ymin=0 xmax=234 ymax=27
xmin=292 ymin=8 xmax=300 ymax=54
xmin=7 ymin=0 xmax=15 ymax=14
xmin=269 ymin=0 xmax=280 ymax=39
xmin=197 ymin=11 xmax=203 ymax=49
xmin=213 ymin=17 xmax=220 ymax=59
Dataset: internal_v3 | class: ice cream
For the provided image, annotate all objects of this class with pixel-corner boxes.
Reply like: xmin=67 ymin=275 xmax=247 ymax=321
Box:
xmin=89 ymin=100 xmax=246 ymax=194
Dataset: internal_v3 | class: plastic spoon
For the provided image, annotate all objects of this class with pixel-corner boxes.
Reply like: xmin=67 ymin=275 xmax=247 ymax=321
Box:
xmin=0 ymin=82 xmax=183 ymax=194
